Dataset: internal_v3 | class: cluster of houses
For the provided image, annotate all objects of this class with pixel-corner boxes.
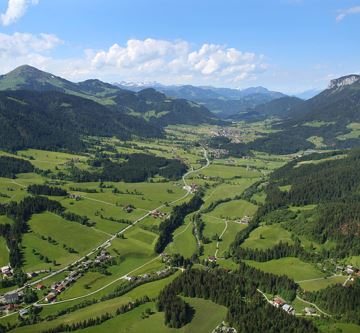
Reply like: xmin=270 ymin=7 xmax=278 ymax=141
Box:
xmin=213 ymin=321 xmax=237 ymax=333
xmin=183 ymin=183 xmax=200 ymax=194
xmin=0 ymin=290 xmax=26 ymax=315
xmin=150 ymin=210 xmax=167 ymax=219
xmin=235 ymin=215 xmax=251 ymax=224
xmin=336 ymin=264 xmax=360 ymax=276
xmin=45 ymin=250 xmax=112 ymax=303
xmin=207 ymin=148 xmax=228 ymax=159
xmin=68 ymin=193 xmax=82 ymax=201
xmin=271 ymin=297 xmax=295 ymax=315
xmin=123 ymin=268 xmax=171 ymax=283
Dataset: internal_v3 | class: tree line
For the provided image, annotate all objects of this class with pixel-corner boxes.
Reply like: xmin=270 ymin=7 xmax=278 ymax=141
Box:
xmin=154 ymin=191 xmax=204 ymax=253
xmin=27 ymin=184 xmax=68 ymax=196
xmin=0 ymin=156 xmax=34 ymax=178
xmin=61 ymin=153 xmax=187 ymax=183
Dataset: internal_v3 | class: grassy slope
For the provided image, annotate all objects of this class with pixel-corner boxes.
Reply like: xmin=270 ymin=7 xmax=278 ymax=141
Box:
xmin=244 ymin=257 xmax=326 ymax=281
xmin=72 ymin=298 xmax=226 ymax=333
xmin=241 ymin=224 xmax=294 ymax=250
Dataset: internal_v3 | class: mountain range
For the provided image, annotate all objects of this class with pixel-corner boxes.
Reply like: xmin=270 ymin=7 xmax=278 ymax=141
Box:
xmin=114 ymin=82 xmax=286 ymax=117
xmin=0 ymin=65 xmax=222 ymax=151
xmin=233 ymin=74 xmax=360 ymax=154
xmin=1 ymin=65 xmax=360 ymax=155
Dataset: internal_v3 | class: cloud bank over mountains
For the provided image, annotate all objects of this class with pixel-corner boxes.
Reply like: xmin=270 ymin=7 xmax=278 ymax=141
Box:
xmin=0 ymin=33 xmax=267 ymax=85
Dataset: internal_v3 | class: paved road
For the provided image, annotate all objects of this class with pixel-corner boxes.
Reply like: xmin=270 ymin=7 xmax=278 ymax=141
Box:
xmin=0 ymin=147 xmax=210 ymax=317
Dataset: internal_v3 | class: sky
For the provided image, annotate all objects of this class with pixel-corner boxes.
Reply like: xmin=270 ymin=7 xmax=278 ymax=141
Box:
xmin=0 ymin=0 xmax=359 ymax=93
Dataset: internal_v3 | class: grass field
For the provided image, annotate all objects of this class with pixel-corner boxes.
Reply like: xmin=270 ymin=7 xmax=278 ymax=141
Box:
xmin=22 ymin=212 xmax=107 ymax=271
xmin=9 ymin=273 xmax=181 ymax=333
xmin=298 ymin=275 xmax=347 ymax=291
xmin=166 ymin=216 xmax=197 ymax=258
xmin=210 ymin=199 xmax=257 ymax=220
xmin=0 ymin=126 xmax=355 ymax=332
xmin=241 ymin=224 xmax=293 ymax=250
xmin=318 ymin=323 xmax=360 ymax=333
xmin=244 ymin=257 xmax=326 ymax=281
xmin=201 ymin=164 xmax=261 ymax=179
xmin=67 ymin=298 xmax=226 ymax=333
xmin=202 ymin=179 xmax=257 ymax=209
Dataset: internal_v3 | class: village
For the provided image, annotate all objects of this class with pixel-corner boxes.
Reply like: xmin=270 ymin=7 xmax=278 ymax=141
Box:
xmin=0 ymin=248 xmax=113 ymax=316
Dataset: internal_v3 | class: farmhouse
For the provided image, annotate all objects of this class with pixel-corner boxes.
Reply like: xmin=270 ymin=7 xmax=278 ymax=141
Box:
xmin=272 ymin=297 xmax=285 ymax=308
xmin=1 ymin=265 xmax=13 ymax=278
xmin=4 ymin=292 xmax=19 ymax=304
xmin=19 ymin=309 xmax=29 ymax=317
xmin=4 ymin=303 xmax=19 ymax=312
xmin=26 ymin=272 xmax=37 ymax=278
xmin=345 ymin=265 xmax=356 ymax=274
xmin=36 ymin=284 xmax=45 ymax=290
xmin=69 ymin=193 xmax=82 ymax=200
xmin=282 ymin=304 xmax=295 ymax=315
xmin=45 ymin=293 xmax=56 ymax=303
xmin=304 ymin=307 xmax=316 ymax=315
xmin=208 ymin=256 xmax=217 ymax=262
xmin=124 ymin=276 xmax=136 ymax=282
xmin=151 ymin=210 xmax=167 ymax=218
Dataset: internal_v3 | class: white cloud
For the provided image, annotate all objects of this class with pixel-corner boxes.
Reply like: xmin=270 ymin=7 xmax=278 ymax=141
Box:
xmin=0 ymin=35 xmax=267 ymax=86
xmin=1 ymin=0 xmax=39 ymax=26
xmin=336 ymin=6 xmax=360 ymax=22
xmin=0 ymin=32 xmax=63 ymax=73
xmin=0 ymin=32 xmax=62 ymax=57
xmin=90 ymin=38 xmax=266 ymax=84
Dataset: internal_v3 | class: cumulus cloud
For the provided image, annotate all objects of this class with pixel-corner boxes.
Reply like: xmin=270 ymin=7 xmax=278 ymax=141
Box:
xmin=0 ymin=32 xmax=62 ymax=57
xmin=0 ymin=36 xmax=267 ymax=86
xmin=0 ymin=32 xmax=63 ymax=74
xmin=1 ymin=0 xmax=39 ymax=26
xmin=90 ymin=38 xmax=266 ymax=84
xmin=336 ymin=6 xmax=360 ymax=22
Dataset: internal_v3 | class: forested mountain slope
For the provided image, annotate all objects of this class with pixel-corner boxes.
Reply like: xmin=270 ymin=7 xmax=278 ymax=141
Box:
xmin=0 ymin=90 xmax=162 ymax=151
xmin=0 ymin=65 xmax=220 ymax=126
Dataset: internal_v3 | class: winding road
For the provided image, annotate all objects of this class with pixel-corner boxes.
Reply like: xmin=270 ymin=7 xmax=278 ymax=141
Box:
xmin=0 ymin=147 xmax=210 ymax=317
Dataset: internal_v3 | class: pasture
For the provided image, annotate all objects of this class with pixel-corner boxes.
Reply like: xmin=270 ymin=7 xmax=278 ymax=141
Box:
xmin=241 ymin=224 xmax=294 ymax=250
xmin=244 ymin=257 xmax=326 ymax=281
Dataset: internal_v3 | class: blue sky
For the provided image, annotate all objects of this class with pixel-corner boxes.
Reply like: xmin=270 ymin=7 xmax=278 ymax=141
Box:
xmin=0 ymin=0 xmax=359 ymax=93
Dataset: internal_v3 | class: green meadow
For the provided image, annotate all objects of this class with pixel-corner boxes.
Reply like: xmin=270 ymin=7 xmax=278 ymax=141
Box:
xmin=241 ymin=224 xmax=293 ymax=250
xmin=244 ymin=257 xmax=326 ymax=281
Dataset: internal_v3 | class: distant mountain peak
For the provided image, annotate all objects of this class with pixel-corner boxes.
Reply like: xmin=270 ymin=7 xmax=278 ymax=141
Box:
xmin=328 ymin=74 xmax=360 ymax=90
xmin=7 ymin=65 xmax=51 ymax=78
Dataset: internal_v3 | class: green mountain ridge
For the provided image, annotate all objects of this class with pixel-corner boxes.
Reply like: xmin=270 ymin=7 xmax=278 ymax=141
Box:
xmin=0 ymin=65 xmax=221 ymax=126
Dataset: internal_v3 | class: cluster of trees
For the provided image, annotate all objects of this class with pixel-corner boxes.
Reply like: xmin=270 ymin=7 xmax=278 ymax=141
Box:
xmin=0 ymin=156 xmax=34 ymax=178
xmin=302 ymin=279 xmax=360 ymax=324
xmin=27 ymin=184 xmax=68 ymax=196
xmin=233 ymin=240 xmax=320 ymax=265
xmin=0 ymin=196 xmax=91 ymax=269
xmin=154 ymin=191 xmax=204 ymax=253
xmin=157 ymin=267 xmax=316 ymax=332
xmin=64 ymin=154 xmax=187 ymax=183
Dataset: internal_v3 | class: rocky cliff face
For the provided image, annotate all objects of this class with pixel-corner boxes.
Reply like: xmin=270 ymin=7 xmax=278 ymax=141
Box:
xmin=328 ymin=74 xmax=360 ymax=90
